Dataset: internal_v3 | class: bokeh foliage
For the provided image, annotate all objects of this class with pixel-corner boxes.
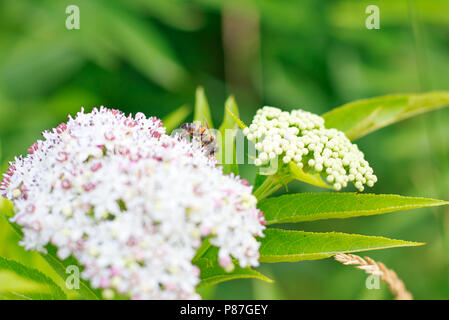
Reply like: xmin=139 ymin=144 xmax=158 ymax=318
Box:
xmin=1 ymin=0 xmax=449 ymax=299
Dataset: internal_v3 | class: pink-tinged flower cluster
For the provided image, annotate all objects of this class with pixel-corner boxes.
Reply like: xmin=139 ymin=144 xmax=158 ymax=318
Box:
xmin=1 ymin=107 xmax=265 ymax=300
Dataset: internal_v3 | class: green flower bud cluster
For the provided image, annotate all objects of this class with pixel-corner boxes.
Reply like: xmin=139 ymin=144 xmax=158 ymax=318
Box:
xmin=243 ymin=107 xmax=377 ymax=191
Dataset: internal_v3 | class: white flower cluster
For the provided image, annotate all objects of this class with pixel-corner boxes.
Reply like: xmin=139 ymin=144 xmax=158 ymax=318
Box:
xmin=1 ymin=107 xmax=265 ymax=300
xmin=243 ymin=106 xmax=377 ymax=191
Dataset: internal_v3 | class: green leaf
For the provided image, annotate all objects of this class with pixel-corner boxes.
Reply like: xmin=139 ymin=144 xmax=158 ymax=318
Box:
xmin=217 ymin=96 xmax=240 ymax=175
xmin=219 ymin=96 xmax=240 ymax=141
xmin=259 ymin=229 xmax=423 ymax=263
xmin=0 ymin=292 xmax=60 ymax=300
xmin=0 ymin=198 xmax=14 ymax=218
xmin=1 ymin=218 xmax=100 ymax=300
xmin=260 ymin=193 xmax=449 ymax=225
xmin=322 ymin=91 xmax=449 ymax=140
xmin=0 ymin=256 xmax=66 ymax=300
xmin=41 ymin=245 xmax=101 ymax=300
xmin=225 ymin=105 xmax=247 ymax=130
xmin=194 ymin=246 xmax=273 ymax=288
xmin=288 ymin=162 xmax=333 ymax=190
xmin=193 ymin=86 xmax=214 ymax=128
xmin=0 ymin=292 xmax=33 ymax=300
xmin=162 ymin=104 xmax=191 ymax=133
xmin=193 ymin=237 xmax=212 ymax=262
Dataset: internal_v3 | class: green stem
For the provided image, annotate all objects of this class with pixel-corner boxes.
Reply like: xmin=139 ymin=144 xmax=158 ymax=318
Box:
xmin=253 ymin=174 xmax=293 ymax=201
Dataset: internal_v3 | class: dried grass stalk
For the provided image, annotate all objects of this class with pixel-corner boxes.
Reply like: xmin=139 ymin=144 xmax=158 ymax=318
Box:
xmin=334 ymin=253 xmax=413 ymax=300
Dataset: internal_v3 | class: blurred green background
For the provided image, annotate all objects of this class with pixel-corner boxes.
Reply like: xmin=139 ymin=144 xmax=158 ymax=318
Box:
xmin=1 ymin=0 xmax=449 ymax=299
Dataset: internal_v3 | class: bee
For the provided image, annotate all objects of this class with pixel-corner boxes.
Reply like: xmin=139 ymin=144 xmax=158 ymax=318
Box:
xmin=180 ymin=120 xmax=219 ymax=156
